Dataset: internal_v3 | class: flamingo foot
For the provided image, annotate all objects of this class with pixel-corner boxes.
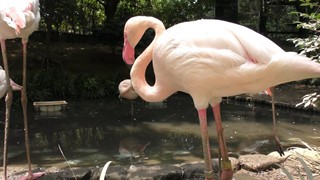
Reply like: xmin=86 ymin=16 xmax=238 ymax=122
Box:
xmin=220 ymin=169 xmax=233 ymax=180
xmin=204 ymin=170 xmax=214 ymax=180
xmin=19 ymin=172 xmax=45 ymax=180
xmin=274 ymin=135 xmax=284 ymax=156
xmin=220 ymin=159 xmax=233 ymax=180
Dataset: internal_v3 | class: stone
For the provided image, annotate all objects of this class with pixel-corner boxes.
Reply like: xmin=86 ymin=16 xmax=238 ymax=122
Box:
xmin=238 ymin=154 xmax=282 ymax=172
xmin=38 ymin=168 xmax=91 ymax=180
xmin=127 ymin=164 xmax=181 ymax=180
xmin=233 ymin=169 xmax=258 ymax=180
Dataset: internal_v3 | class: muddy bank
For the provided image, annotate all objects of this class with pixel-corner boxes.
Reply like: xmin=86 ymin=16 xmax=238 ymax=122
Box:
xmin=4 ymin=147 xmax=320 ymax=180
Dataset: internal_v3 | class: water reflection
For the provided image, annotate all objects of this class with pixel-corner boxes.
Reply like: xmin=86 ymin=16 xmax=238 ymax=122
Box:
xmin=115 ymin=136 xmax=151 ymax=165
xmin=0 ymin=93 xmax=319 ymax=169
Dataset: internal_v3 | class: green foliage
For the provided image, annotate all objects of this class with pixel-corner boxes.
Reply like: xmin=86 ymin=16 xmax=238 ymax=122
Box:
xmin=28 ymin=69 xmax=74 ymax=101
xmin=28 ymin=69 xmax=118 ymax=101
xmin=152 ymin=0 xmax=214 ymax=26
xmin=288 ymin=0 xmax=320 ymax=61
xmin=238 ymin=0 xmax=260 ymax=30
xmin=74 ymin=73 xmax=105 ymax=98
xmin=39 ymin=0 xmax=214 ymax=34
xmin=115 ymin=0 xmax=213 ymax=27
xmin=40 ymin=0 xmax=105 ymax=33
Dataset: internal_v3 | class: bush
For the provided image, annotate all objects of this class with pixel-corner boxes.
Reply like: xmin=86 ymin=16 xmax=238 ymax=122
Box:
xmin=28 ymin=69 xmax=74 ymax=101
xmin=27 ymin=69 xmax=118 ymax=101
xmin=288 ymin=0 xmax=320 ymax=61
xmin=74 ymin=73 xmax=105 ymax=98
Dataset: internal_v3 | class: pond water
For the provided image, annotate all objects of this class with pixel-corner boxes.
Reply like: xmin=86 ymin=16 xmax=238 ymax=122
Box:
xmin=0 ymin=94 xmax=319 ymax=169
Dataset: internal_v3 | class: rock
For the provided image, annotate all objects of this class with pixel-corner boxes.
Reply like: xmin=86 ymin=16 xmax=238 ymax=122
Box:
xmin=38 ymin=168 xmax=91 ymax=180
xmin=178 ymin=161 xmax=209 ymax=179
xmin=238 ymin=154 xmax=282 ymax=172
xmin=177 ymin=158 xmax=239 ymax=179
xmin=269 ymin=147 xmax=320 ymax=161
xmin=269 ymin=147 xmax=320 ymax=174
xmin=229 ymin=157 xmax=240 ymax=171
xmin=269 ymin=147 xmax=320 ymax=177
xmin=233 ymin=169 xmax=258 ymax=180
xmin=8 ymin=151 xmax=318 ymax=180
xmin=127 ymin=164 xmax=181 ymax=180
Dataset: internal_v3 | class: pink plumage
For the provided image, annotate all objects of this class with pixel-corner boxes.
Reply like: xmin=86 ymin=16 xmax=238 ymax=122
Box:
xmin=120 ymin=16 xmax=320 ymax=180
xmin=0 ymin=0 xmax=43 ymax=179
xmin=0 ymin=0 xmax=40 ymax=39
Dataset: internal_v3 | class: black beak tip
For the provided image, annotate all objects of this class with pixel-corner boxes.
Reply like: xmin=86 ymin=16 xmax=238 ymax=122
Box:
xmin=126 ymin=64 xmax=133 ymax=70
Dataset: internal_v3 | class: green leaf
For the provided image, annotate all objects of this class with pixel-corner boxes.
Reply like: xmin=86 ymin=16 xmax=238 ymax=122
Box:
xmin=276 ymin=164 xmax=294 ymax=180
xmin=297 ymin=157 xmax=314 ymax=180
xmin=300 ymin=3 xmax=311 ymax=7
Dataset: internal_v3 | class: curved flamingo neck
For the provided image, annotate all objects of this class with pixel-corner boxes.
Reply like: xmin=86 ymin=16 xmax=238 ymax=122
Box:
xmin=130 ymin=17 xmax=168 ymax=102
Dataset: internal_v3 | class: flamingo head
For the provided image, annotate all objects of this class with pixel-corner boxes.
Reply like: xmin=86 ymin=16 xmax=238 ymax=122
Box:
xmin=118 ymin=79 xmax=139 ymax=100
xmin=122 ymin=16 xmax=152 ymax=65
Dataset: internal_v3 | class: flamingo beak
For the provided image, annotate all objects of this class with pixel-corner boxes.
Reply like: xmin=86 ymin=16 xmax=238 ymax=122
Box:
xmin=122 ymin=33 xmax=135 ymax=65
xmin=126 ymin=64 xmax=133 ymax=70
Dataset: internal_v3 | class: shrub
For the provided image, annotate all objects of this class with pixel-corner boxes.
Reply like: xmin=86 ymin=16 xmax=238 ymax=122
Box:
xmin=288 ymin=0 xmax=320 ymax=61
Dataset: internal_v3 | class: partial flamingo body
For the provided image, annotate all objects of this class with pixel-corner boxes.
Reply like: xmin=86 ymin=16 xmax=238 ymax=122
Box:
xmin=0 ymin=0 xmax=43 ymax=179
xmin=0 ymin=66 xmax=22 ymax=97
xmin=119 ymin=16 xmax=320 ymax=180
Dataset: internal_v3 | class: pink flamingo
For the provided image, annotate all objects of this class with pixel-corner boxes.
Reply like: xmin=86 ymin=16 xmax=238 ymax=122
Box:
xmin=0 ymin=0 xmax=44 ymax=179
xmin=0 ymin=66 xmax=22 ymax=96
xmin=119 ymin=16 xmax=320 ymax=180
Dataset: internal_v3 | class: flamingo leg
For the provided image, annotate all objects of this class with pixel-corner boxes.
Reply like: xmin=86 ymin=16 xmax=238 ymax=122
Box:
xmin=198 ymin=109 xmax=214 ymax=180
xmin=1 ymin=39 xmax=13 ymax=180
xmin=269 ymin=87 xmax=284 ymax=156
xmin=19 ymin=41 xmax=44 ymax=180
xmin=212 ymin=104 xmax=233 ymax=180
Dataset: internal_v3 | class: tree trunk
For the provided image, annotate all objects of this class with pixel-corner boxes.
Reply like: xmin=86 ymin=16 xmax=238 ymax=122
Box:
xmin=259 ymin=0 xmax=267 ymax=35
xmin=215 ymin=0 xmax=238 ymax=23
xmin=98 ymin=0 xmax=120 ymax=23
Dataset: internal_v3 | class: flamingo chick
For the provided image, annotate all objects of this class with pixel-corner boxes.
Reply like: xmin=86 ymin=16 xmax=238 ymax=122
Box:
xmin=0 ymin=0 xmax=44 ymax=179
xmin=119 ymin=16 xmax=320 ymax=180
